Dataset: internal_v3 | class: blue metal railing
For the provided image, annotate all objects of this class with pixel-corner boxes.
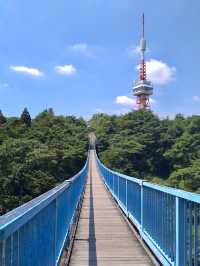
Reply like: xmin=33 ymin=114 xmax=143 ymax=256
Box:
xmin=0 ymin=157 xmax=88 ymax=266
xmin=96 ymin=152 xmax=200 ymax=266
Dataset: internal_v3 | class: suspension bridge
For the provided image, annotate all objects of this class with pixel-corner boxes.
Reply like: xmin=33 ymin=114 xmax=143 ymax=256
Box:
xmin=0 ymin=141 xmax=200 ymax=266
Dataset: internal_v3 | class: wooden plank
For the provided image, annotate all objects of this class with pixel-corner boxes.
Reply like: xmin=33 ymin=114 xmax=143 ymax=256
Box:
xmin=69 ymin=151 xmax=154 ymax=266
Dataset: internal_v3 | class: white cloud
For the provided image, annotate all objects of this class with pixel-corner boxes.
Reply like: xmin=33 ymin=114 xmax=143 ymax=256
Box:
xmin=10 ymin=65 xmax=43 ymax=77
xmin=68 ymin=43 xmax=93 ymax=57
xmin=70 ymin=43 xmax=89 ymax=53
xmin=193 ymin=96 xmax=200 ymax=102
xmin=115 ymin=95 xmax=157 ymax=108
xmin=136 ymin=59 xmax=176 ymax=85
xmin=115 ymin=96 xmax=136 ymax=106
xmin=55 ymin=65 xmax=76 ymax=76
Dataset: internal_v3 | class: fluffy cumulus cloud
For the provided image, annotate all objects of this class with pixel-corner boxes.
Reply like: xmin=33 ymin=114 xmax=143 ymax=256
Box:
xmin=10 ymin=65 xmax=43 ymax=76
xmin=136 ymin=59 xmax=176 ymax=85
xmin=115 ymin=96 xmax=156 ymax=108
xmin=193 ymin=96 xmax=200 ymax=102
xmin=55 ymin=65 xmax=76 ymax=76
xmin=115 ymin=96 xmax=136 ymax=106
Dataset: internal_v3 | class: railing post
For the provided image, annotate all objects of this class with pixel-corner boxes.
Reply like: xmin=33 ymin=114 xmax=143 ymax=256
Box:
xmin=194 ymin=203 xmax=199 ymax=266
xmin=54 ymin=198 xmax=58 ymax=265
xmin=126 ymin=179 xmax=128 ymax=211
xmin=141 ymin=181 xmax=144 ymax=232
xmin=175 ymin=197 xmax=179 ymax=266
xmin=118 ymin=175 xmax=119 ymax=200
xmin=112 ymin=173 xmax=114 ymax=193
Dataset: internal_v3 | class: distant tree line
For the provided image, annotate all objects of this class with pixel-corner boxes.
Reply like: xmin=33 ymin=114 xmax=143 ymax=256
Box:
xmin=89 ymin=110 xmax=200 ymax=193
xmin=0 ymin=108 xmax=88 ymax=215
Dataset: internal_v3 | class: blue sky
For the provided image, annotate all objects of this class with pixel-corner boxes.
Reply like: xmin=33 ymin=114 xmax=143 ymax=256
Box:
xmin=0 ymin=0 xmax=199 ymax=118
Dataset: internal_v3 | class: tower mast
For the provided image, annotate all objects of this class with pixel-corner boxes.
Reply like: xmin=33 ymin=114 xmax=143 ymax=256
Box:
xmin=133 ymin=14 xmax=153 ymax=109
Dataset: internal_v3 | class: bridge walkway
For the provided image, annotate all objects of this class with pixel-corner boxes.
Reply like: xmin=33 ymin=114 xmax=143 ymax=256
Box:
xmin=69 ymin=150 xmax=154 ymax=266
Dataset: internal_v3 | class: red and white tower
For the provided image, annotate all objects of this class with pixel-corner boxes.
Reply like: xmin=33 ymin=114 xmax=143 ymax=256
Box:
xmin=133 ymin=14 xmax=153 ymax=109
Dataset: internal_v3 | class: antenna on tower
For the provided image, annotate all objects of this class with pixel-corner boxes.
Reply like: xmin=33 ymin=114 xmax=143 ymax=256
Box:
xmin=142 ymin=13 xmax=145 ymax=38
xmin=132 ymin=14 xmax=154 ymax=109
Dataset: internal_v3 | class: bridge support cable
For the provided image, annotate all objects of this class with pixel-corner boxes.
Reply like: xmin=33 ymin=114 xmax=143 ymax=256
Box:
xmin=96 ymin=151 xmax=200 ymax=266
xmin=0 ymin=156 xmax=89 ymax=266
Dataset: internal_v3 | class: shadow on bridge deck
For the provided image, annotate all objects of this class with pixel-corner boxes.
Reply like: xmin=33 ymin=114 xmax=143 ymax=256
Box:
xmin=69 ymin=151 xmax=155 ymax=266
xmin=88 ymin=162 xmax=97 ymax=266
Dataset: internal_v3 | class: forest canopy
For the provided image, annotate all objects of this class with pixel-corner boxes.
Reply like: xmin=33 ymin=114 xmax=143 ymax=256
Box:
xmin=89 ymin=109 xmax=200 ymax=193
xmin=0 ymin=108 xmax=88 ymax=215
xmin=1 ymin=108 xmax=200 ymax=215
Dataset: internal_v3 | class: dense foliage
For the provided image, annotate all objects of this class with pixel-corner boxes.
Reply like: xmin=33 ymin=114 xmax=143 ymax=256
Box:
xmin=1 ymin=107 xmax=199 ymax=214
xmin=89 ymin=110 xmax=200 ymax=193
xmin=0 ymin=109 xmax=88 ymax=215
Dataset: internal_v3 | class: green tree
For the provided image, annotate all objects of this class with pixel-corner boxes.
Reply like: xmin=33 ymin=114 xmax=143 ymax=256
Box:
xmin=167 ymin=161 xmax=200 ymax=192
xmin=0 ymin=110 xmax=88 ymax=215
xmin=90 ymin=110 xmax=200 ymax=192
xmin=0 ymin=110 xmax=6 ymax=125
xmin=21 ymin=108 xmax=32 ymax=126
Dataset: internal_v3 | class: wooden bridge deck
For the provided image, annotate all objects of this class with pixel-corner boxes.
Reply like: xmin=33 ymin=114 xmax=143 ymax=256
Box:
xmin=69 ymin=151 xmax=154 ymax=266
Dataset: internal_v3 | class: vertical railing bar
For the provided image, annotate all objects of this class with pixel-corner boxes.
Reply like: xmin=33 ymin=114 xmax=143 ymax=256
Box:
xmin=2 ymin=240 xmax=5 ymax=266
xmin=151 ymin=189 xmax=153 ymax=234
xmin=162 ymin=192 xmax=165 ymax=252
xmin=187 ymin=202 xmax=190 ymax=266
xmin=172 ymin=196 xmax=176 ymax=262
xmin=176 ymin=197 xmax=179 ymax=266
xmin=141 ymin=181 xmax=144 ymax=231
xmin=5 ymin=237 xmax=11 ymax=266
xmin=158 ymin=192 xmax=161 ymax=245
xmin=168 ymin=195 xmax=171 ymax=258
xmin=126 ymin=179 xmax=128 ymax=212
xmin=194 ymin=203 xmax=199 ymax=266
xmin=151 ymin=189 xmax=154 ymax=237
xmin=118 ymin=175 xmax=119 ymax=201
xmin=168 ymin=195 xmax=170 ymax=257
xmin=160 ymin=192 xmax=163 ymax=251
xmin=154 ymin=191 xmax=156 ymax=242
xmin=188 ymin=202 xmax=192 ymax=266
xmin=10 ymin=235 xmax=13 ymax=266
xmin=54 ymin=198 xmax=58 ymax=265
xmin=166 ymin=194 xmax=169 ymax=256
xmin=12 ymin=232 xmax=17 ymax=266
xmin=163 ymin=193 xmax=166 ymax=253
xmin=169 ymin=195 xmax=173 ymax=260
xmin=112 ymin=173 xmax=114 ymax=193
xmin=184 ymin=201 xmax=187 ymax=266
xmin=146 ymin=187 xmax=148 ymax=231
xmin=0 ymin=241 xmax=2 ymax=266
xmin=17 ymin=230 xmax=20 ymax=266
xmin=155 ymin=191 xmax=158 ymax=243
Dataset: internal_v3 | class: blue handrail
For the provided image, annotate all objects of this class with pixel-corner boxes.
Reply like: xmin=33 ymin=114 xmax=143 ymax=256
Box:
xmin=0 ymin=157 xmax=89 ymax=266
xmin=96 ymin=152 xmax=200 ymax=266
